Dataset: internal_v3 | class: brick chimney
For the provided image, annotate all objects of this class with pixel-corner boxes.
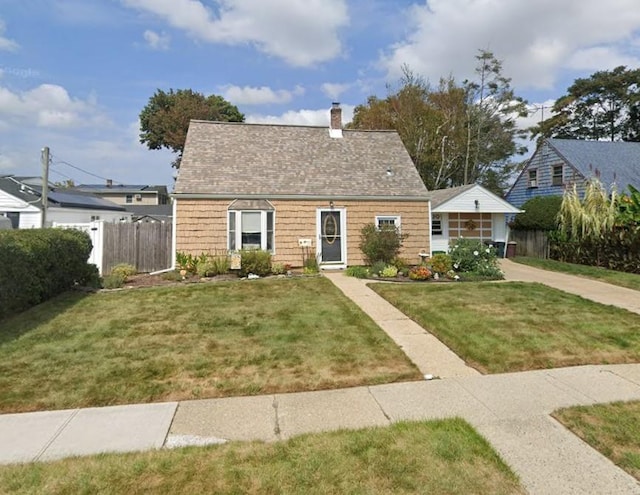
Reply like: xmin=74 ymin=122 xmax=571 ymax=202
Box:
xmin=329 ymin=102 xmax=343 ymax=138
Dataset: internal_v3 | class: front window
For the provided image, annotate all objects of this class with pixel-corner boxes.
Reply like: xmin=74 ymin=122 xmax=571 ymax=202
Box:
xmin=375 ymin=215 xmax=401 ymax=230
xmin=528 ymin=169 xmax=538 ymax=188
xmin=552 ymin=165 xmax=563 ymax=186
xmin=228 ymin=210 xmax=274 ymax=252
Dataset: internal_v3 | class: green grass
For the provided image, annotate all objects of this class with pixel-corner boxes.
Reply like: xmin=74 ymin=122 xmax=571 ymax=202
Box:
xmin=0 ymin=277 xmax=420 ymax=413
xmin=554 ymin=401 xmax=640 ymax=481
xmin=370 ymin=281 xmax=640 ymax=373
xmin=513 ymin=257 xmax=640 ymax=291
xmin=0 ymin=419 xmax=525 ymax=495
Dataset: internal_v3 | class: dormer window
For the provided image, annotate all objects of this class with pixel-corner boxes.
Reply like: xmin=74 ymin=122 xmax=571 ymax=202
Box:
xmin=552 ymin=165 xmax=563 ymax=186
xmin=528 ymin=169 xmax=538 ymax=188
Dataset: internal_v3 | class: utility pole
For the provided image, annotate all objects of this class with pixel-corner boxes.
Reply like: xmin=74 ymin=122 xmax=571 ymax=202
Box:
xmin=41 ymin=146 xmax=49 ymax=228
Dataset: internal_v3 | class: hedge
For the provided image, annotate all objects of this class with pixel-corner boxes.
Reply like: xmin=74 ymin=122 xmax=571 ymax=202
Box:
xmin=511 ymin=195 xmax=563 ymax=231
xmin=0 ymin=228 xmax=94 ymax=319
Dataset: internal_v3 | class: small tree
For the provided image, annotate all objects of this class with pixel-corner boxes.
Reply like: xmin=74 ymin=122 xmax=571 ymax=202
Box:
xmin=359 ymin=223 xmax=407 ymax=265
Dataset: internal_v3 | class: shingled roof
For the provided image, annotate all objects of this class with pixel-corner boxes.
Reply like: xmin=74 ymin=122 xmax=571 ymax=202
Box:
xmin=548 ymin=139 xmax=640 ymax=191
xmin=174 ymin=120 xmax=428 ymax=200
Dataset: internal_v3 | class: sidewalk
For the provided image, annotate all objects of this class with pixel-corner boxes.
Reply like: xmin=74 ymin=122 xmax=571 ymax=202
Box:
xmin=2 ymin=266 xmax=640 ymax=494
xmin=3 ymin=365 xmax=640 ymax=494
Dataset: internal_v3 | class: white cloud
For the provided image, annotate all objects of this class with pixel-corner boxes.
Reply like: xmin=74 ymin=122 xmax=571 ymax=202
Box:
xmin=221 ymin=84 xmax=304 ymax=105
xmin=380 ymin=0 xmax=640 ymax=90
xmin=321 ymin=82 xmax=352 ymax=100
xmin=122 ymin=0 xmax=349 ymax=66
xmin=0 ymin=84 xmax=108 ymax=129
xmin=0 ymin=20 xmax=19 ymax=51
xmin=247 ymin=104 xmax=354 ymax=126
xmin=143 ymin=29 xmax=171 ymax=50
xmin=567 ymin=47 xmax=640 ymax=71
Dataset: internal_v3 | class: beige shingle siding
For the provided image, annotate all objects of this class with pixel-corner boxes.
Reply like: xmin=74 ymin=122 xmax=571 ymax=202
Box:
xmin=175 ymin=121 xmax=428 ymax=198
xmin=175 ymin=199 xmax=430 ymax=267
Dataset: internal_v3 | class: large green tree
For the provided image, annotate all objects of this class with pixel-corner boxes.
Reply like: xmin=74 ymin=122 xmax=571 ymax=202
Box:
xmin=139 ymin=89 xmax=244 ymax=168
xmin=348 ymin=52 xmax=527 ymax=194
xmin=531 ymin=66 xmax=640 ymax=142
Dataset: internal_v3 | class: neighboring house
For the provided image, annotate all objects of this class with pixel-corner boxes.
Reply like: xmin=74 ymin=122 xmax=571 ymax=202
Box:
xmin=430 ymin=184 xmax=522 ymax=255
xmin=173 ymin=104 xmax=431 ymax=268
xmin=70 ymin=183 xmax=170 ymax=206
xmin=506 ymin=138 xmax=640 ymax=208
xmin=127 ymin=204 xmax=173 ymax=223
xmin=0 ymin=175 xmax=131 ymax=228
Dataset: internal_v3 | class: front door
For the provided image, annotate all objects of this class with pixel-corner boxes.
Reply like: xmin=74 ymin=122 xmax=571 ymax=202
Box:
xmin=318 ymin=209 xmax=344 ymax=264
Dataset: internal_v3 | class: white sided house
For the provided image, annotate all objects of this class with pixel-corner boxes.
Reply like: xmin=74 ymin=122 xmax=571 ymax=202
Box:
xmin=430 ymin=184 xmax=522 ymax=255
xmin=0 ymin=176 xmax=131 ymax=228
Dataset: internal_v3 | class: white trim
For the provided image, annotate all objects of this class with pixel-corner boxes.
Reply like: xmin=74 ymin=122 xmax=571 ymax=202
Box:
xmin=375 ymin=215 xmax=401 ymax=230
xmin=171 ymin=199 xmax=177 ymax=269
xmin=228 ymin=210 xmax=275 ymax=253
xmin=316 ymin=207 xmax=347 ymax=268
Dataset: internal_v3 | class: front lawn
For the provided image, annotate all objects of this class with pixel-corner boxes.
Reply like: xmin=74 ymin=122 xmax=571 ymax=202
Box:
xmin=513 ymin=257 xmax=640 ymax=292
xmin=370 ymin=282 xmax=640 ymax=373
xmin=554 ymin=401 xmax=640 ymax=481
xmin=0 ymin=278 xmax=420 ymax=413
xmin=0 ymin=419 xmax=525 ymax=495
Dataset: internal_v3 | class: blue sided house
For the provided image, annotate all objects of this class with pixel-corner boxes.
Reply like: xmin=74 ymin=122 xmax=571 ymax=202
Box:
xmin=506 ymin=138 xmax=640 ymax=208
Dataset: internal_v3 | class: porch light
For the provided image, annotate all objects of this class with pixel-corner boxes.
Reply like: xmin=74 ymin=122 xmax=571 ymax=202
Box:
xmin=329 ymin=200 xmax=334 ymax=209
xmin=474 ymin=199 xmax=480 ymax=210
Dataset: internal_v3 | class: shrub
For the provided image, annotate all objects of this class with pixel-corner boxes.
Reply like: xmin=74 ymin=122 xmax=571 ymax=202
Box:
xmin=370 ymin=260 xmax=387 ymax=276
xmin=271 ymin=262 xmax=286 ymax=275
xmin=77 ymin=263 xmax=102 ymax=289
xmin=0 ymin=228 xmax=93 ymax=319
xmin=449 ymin=238 xmax=499 ymax=274
xmin=239 ymin=249 xmax=272 ymax=277
xmin=345 ymin=266 xmax=369 ymax=278
xmin=359 ymin=223 xmax=407 ymax=264
xmin=102 ymin=272 xmax=126 ymax=289
xmin=110 ymin=263 xmax=137 ymax=280
xmin=408 ymin=265 xmax=432 ymax=280
xmin=176 ymin=252 xmax=198 ymax=274
xmin=429 ymin=253 xmax=452 ymax=274
xmin=511 ymin=195 xmax=563 ymax=231
xmin=381 ymin=265 xmax=398 ymax=278
xmin=303 ymin=254 xmax=319 ymax=275
xmin=196 ymin=254 xmax=231 ymax=277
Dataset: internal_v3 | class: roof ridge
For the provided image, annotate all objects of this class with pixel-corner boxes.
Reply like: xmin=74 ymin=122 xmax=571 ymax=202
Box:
xmin=189 ymin=119 xmax=397 ymax=133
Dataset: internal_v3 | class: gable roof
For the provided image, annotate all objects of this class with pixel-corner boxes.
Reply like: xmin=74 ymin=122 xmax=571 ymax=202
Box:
xmin=547 ymin=139 xmax=640 ymax=191
xmin=174 ymin=120 xmax=428 ymax=200
xmin=0 ymin=176 xmax=126 ymax=211
xmin=430 ymin=184 xmax=522 ymax=213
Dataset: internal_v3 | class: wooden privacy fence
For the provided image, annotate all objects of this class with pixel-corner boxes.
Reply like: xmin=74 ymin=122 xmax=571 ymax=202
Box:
xmin=102 ymin=222 xmax=172 ymax=274
xmin=510 ymin=230 xmax=549 ymax=259
xmin=54 ymin=221 xmax=172 ymax=274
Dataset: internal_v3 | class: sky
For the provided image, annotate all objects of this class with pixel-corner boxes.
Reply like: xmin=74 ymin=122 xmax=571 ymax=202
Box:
xmin=1 ymin=0 xmax=640 ymax=190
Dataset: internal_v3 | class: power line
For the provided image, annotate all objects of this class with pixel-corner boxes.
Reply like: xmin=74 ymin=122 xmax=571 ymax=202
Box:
xmin=51 ymin=154 xmax=123 ymax=184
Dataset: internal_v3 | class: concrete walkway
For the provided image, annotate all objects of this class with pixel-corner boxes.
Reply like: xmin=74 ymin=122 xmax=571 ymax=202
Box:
xmin=499 ymin=259 xmax=640 ymax=315
xmin=322 ymin=270 xmax=479 ymax=378
xmin=2 ymin=266 xmax=640 ymax=494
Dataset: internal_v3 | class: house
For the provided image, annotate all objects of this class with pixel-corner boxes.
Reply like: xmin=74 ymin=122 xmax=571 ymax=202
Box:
xmin=127 ymin=204 xmax=173 ymax=223
xmin=0 ymin=175 xmax=131 ymax=228
xmin=429 ymin=184 xmax=522 ymax=255
xmin=70 ymin=183 xmax=170 ymax=206
xmin=506 ymin=138 xmax=640 ymax=208
xmin=172 ymin=103 xmax=430 ymax=268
